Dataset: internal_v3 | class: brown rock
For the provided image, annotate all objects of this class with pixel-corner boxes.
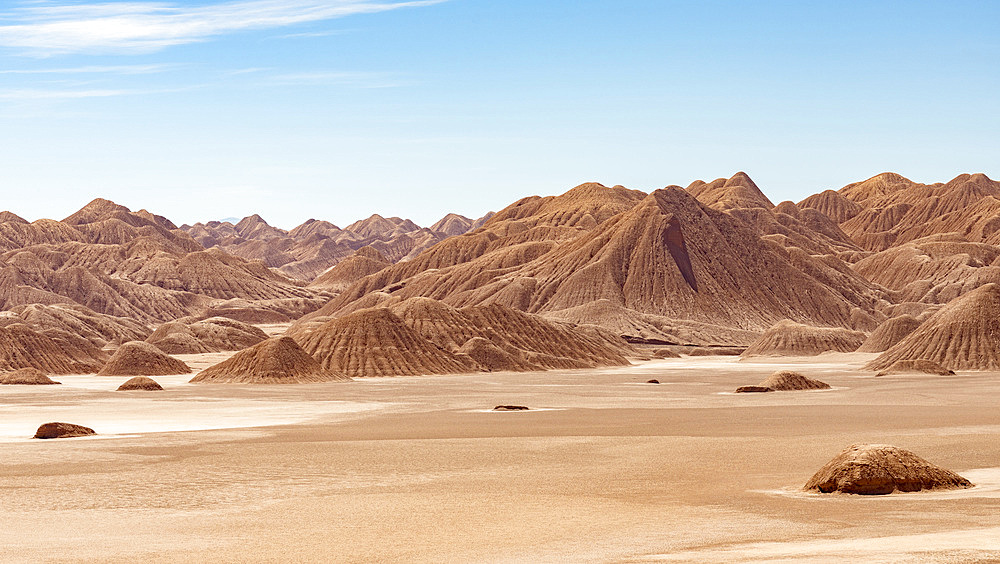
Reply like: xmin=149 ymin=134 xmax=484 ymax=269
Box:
xmin=804 ymin=444 xmax=973 ymax=495
xmin=493 ymin=405 xmax=529 ymax=411
xmin=33 ymin=422 xmax=95 ymax=439
xmin=116 ymin=376 xmax=164 ymax=391
xmin=758 ymin=370 xmax=831 ymax=391
xmin=734 ymin=385 xmax=774 ymax=393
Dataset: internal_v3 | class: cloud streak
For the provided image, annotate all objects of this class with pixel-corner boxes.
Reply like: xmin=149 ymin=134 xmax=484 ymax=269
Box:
xmin=0 ymin=0 xmax=445 ymax=55
xmin=0 ymin=64 xmax=177 ymax=74
xmin=269 ymin=70 xmax=405 ymax=88
xmin=0 ymin=88 xmax=138 ymax=100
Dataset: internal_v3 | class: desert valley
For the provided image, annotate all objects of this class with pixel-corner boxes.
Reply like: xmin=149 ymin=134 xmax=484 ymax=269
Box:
xmin=2 ymin=172 xmax=1000 ymax=562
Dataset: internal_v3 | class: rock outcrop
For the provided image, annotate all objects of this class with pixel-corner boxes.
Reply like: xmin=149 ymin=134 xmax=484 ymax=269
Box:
xmin=33 ymin=422 xmax=95 ymax=439
xmin=758 ymin=370 xmax=831 ymax=391
xmin=804 ymin=444 xmax=973 ymax=495
xmin=116 ymin=376 xmax=164 ymax=390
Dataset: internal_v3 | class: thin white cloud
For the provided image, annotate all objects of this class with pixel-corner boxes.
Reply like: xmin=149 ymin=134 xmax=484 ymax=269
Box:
xmin=0 ymin=63 xmax=178 ymax=74
xmin=269 ymin=70 xmax=404 ymax=88
xmin=0 ymin=0 xmax=445 ymax=55
xmin=0 ymin=88 xmax=135 ymax=99
xmin=0 ymin=85 xmax=199 ymax=100
xmin=225 ymin=66 xmax=271 ymax=75
xmin=273 ymin=29 xmax=346 ymax=39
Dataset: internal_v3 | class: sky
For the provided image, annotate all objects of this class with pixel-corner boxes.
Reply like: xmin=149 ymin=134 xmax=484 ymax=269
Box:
xmin=0 ymin=0 xmax=997 ymax=229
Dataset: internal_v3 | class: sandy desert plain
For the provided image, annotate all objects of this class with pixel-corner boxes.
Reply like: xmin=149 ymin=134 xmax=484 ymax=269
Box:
xmin=2 ymin=172 xmax=1000 ymax=562
xmin=4 ymin=352 xmax=1000 ymax=563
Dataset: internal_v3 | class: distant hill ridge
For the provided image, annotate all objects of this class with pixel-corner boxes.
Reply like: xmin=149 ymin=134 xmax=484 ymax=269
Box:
xmin=181 ymin=210 xmax=495 ymax=282
xmin=0 ymin=171 xmax=996 ymax=358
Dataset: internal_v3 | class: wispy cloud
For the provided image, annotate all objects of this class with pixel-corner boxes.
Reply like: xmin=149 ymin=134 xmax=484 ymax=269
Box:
xmin=225 ymin=66 xmax=271 ymax=75
xmin=0 ymin=63 xmax=178 ymax=74
xmin=0 ymin=85 xmax=200 ymax=100
xmin=0 ymin=0 xmax=445 ymax=55
xmin=269 ymin=70 xmax=405 ymax=88
xmin=273 ymin=29 xmax=346 ymax=39
xmin=0 ymin=88 xmax=136 ymax=100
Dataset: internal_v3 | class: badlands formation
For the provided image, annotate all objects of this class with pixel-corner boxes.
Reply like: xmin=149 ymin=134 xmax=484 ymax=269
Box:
xmin=4 ymin=172 xmax=1000 ymax=561
xmin=190 ymin=336 xmax=350 ymax=383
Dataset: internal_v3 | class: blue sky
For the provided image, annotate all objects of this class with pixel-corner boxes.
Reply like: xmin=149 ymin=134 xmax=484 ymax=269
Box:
xmin=0 ymin=0 xmax=997 ymax=228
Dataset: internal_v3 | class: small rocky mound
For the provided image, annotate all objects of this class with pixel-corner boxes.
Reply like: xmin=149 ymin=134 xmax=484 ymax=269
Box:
xmin=191 ymin=336 xmax=351 ymax=384
xmin=33 ymin=422 xmax=95 ymax=439
xmin=804 ymin=444 xmax=973 ymax=495
xmin=117 ymin=376 xmax=164 ymax=391
xmin=857 ymin=315 xmax=921 ymax=353
xmin=875 ymin=359 xmax=955 ymax=377
xmin=759 ymin=370 xmax=831 ymax=391
xmin=0 ymin=367 xmax=60 ymax=385
xmin=97 ymin=341 xmax=191 ymax=376
xmin=742 ymin=320 xmax=866 ymax=357
xmin=493 ymin=405 xmax=529 ymax=411
xmin=735 ymin=385 xmax=773 ymax=393
xmin=646 ymin=379 xmax=660 ymax=384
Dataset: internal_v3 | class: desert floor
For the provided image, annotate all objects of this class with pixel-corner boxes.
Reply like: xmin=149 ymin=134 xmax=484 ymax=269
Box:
xmin=2 ymin=352 xmax=1000 ymax=563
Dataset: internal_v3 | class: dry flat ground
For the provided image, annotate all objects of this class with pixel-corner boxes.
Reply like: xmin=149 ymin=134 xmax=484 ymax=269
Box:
xmin=2 ymin=353 xmax=1000 ymax=563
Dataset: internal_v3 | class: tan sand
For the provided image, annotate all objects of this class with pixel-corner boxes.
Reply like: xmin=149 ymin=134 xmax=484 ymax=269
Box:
xmin=1 ymin=353 xmax=999 ymax=562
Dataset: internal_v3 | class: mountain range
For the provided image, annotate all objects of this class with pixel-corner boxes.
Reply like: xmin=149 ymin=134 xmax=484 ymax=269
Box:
xmin=2 ymin=170 xmax=999 ymax=375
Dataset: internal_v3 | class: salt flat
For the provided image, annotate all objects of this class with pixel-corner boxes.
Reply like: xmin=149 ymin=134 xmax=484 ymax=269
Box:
xmin=2 ymin=354 xmax=999 ymax=563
